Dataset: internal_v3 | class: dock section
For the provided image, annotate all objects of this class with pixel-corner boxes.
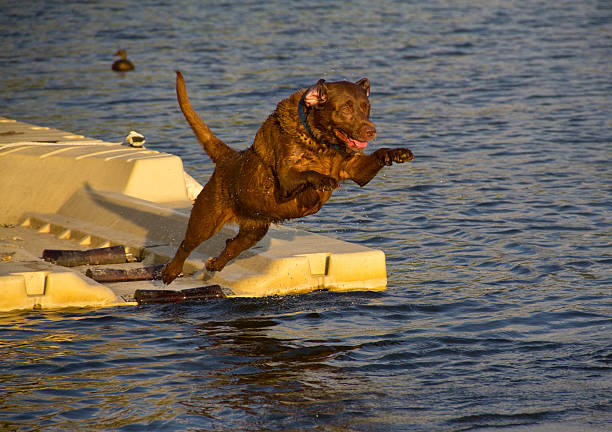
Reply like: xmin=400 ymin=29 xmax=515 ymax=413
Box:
xmin=0 ymin=117 xmax=387 ymax=311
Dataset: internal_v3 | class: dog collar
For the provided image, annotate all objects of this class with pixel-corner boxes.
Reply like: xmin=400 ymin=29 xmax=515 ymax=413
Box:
xmin=298 ymin=94 xmax=344 ymax=152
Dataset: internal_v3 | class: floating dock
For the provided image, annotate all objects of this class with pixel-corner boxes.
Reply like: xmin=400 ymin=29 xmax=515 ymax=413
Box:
xmin=0 ymin=117 xmax=387 ymax=311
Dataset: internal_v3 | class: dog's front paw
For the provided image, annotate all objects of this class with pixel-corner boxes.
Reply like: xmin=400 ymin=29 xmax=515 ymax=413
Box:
xmin=376 ymin=148 xmax=414 ymax=166
xmin=392 ymin=148 xmax=414 ymax=163
xmin=307 ymin=173 xmax=339 ymax=191
xmin=316 ymin=176 xmax=339 ymax=191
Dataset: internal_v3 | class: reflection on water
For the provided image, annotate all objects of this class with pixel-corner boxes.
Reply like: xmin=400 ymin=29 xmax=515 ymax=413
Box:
xmin=1 ymin=0 xmax=611 ymax=430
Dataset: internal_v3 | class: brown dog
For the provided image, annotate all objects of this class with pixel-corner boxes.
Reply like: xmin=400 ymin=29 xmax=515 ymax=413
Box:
xmin=161 ymin=71 xmax=414 ymax=284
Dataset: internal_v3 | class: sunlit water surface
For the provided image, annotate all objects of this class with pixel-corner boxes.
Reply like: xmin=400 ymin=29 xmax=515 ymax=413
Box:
xmin=1 ymin=1 xmax=611 ymax=430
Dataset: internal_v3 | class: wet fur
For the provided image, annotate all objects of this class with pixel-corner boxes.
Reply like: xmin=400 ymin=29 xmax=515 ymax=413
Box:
xmin=162 ymin=71 xmax=413 ymax=284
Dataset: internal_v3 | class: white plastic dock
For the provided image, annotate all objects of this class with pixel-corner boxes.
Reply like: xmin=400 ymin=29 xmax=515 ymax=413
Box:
xmin=0 ymin=117 xmax=387 ymax=311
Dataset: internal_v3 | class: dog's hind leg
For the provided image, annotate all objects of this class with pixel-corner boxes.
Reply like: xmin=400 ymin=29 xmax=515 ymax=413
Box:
xmin=162 ymin=179 xmax=231 ymax=284
xmin=205 ymin=219 xmax=269 ymax=272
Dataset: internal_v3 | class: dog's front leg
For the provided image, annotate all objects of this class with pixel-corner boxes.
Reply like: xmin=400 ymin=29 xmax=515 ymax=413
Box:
xmin=275 ymin=168 xmax=338 ymax=202
xmin=343 ymin=148 xmax=414 ymax=187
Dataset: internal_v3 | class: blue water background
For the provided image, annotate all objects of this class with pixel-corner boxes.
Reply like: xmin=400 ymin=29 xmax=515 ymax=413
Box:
xmin=1 ymin=0 xmax=611 ymax=430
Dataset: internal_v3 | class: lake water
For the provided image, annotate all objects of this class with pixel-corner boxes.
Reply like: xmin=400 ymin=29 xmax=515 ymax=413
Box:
xmin=1 ymin=0 xmax=611 ymax=430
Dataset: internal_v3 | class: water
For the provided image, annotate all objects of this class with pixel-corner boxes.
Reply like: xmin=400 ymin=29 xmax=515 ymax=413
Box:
xmin=1 ymin=0 xmax=611 ymax=430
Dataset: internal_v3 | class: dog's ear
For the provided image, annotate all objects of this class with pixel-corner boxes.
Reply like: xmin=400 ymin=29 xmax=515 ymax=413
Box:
xmin=356 ymin=78 xmax=370 ymax=97
xmin=303 ymin=79 xmax=328 ymax=108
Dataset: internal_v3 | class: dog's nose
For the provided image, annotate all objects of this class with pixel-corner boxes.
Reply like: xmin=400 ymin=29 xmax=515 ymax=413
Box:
xmin=362 ymin=124 xmax=376 ymax=141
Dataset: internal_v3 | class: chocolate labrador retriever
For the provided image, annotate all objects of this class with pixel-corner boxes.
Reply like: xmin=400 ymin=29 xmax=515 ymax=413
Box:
xmin=161 ymin=71 xmax=414 ymax=284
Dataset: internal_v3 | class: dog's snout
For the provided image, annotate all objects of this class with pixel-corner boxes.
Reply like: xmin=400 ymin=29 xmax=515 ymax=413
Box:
xmin=362 ymin=124 xmax=376 ymax=141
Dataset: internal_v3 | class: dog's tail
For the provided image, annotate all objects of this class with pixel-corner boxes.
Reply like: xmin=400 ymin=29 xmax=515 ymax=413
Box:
xmin=175 ymin=71 xmax=235 ymax=163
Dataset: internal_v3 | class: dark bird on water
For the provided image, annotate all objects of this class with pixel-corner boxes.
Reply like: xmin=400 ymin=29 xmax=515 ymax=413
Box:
xmin=112 ymin=49 xmax=134 ymax=72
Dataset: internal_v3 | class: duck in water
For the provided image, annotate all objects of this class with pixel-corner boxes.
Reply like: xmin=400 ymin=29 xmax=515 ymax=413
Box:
xmin=112 ymin=49 xmax=134 ymax=72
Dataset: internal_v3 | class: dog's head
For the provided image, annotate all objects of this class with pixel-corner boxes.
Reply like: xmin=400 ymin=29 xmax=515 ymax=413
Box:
xmin=301 ymin=78 xmax=376 ymax=153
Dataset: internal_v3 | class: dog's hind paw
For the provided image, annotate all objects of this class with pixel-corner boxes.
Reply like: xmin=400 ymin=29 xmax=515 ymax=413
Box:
xmin=161 ymin=263 xmax=181 ymax=285
xmin=205 ymin=257 xmax=225 ymax=272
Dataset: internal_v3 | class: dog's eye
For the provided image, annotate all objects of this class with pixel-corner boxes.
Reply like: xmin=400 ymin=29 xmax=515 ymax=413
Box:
xmin=342 ymin=105 xmax=353 ymax=115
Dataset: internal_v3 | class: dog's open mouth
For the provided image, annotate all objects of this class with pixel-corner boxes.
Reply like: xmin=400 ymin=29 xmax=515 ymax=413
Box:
xmin=335 ymin=130 xmax=368 ymax=152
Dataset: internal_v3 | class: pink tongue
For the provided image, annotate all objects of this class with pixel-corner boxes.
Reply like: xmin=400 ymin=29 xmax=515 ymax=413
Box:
xmin=347 ymin=137 xmax=368 ymax=150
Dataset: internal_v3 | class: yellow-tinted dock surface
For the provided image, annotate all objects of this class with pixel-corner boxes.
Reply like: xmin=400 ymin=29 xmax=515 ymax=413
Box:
xmin=0 ymin=117 xmax=387 ymax=311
